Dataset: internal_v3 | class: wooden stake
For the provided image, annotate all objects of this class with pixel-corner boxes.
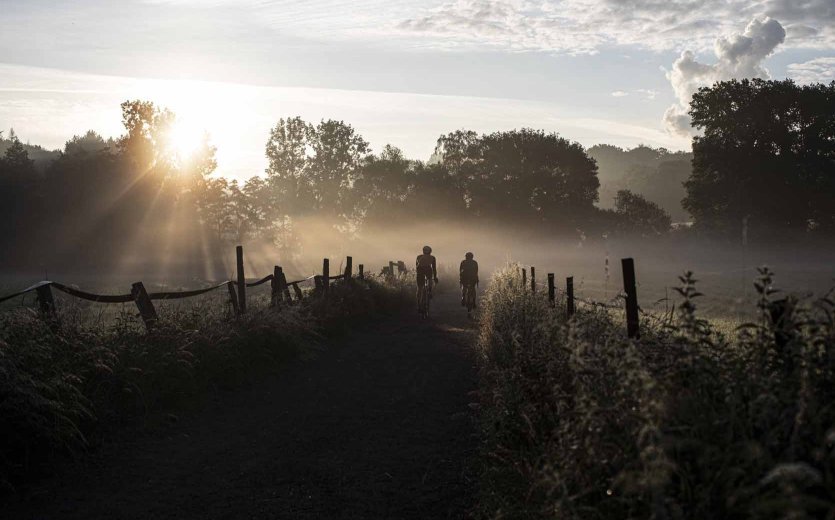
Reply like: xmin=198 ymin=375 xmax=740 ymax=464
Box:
xmin=522 ymin=268 xmax=527 ymax=290
xmin=566 ymin=276 xmax=575 ymax=318
xmin=227 ymin=281 xmax=240 ymax=316
xmin=358 ymin=264 xmax=364 ymax=280
xmin=323 ymin=258 xmax=330 ymax=294
xmin=236 ymin=245 xmax=246 ymax=314
xmin=548 ymin=273 xmax=555 ymax=306
xmin=277 ymin=267 xmax=291 ymax=303
xmin=345 ymin=256 xmax=353 ymax=279
xmin=530 ymin=266 xmax=536 ymax=294
xmin=622 ymin=258 xmax=640 ymax=339
xmin=131 ymin=281 xmax=158 ymax=329
xmin=271 ymin=266 xmax=280 ymax=307
xmin=291 ymin=282 xmax=303 ymax=301
xmin=36 ymin=283 xmax=56 ymax=318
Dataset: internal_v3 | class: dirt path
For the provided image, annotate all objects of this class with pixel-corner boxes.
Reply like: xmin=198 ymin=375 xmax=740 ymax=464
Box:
xmin=4 ymin=291 xmax=479 ymax=519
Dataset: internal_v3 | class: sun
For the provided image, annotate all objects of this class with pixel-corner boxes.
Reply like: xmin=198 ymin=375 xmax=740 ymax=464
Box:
xmin=167 ymin=119 xmax=205 ymax=160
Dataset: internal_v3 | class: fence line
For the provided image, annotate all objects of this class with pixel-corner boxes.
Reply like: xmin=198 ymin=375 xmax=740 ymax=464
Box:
xmin=0 ymin=245 xmax=377 ymax=331
xmin=517 ymin=257 xmax=644 ymax=339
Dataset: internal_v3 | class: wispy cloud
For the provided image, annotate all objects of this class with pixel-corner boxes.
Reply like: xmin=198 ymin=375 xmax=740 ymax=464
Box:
xmin=787 ymin=57 xmax=835 ymax=84
xmin=397 ymin=0 xmax=834 ymax=54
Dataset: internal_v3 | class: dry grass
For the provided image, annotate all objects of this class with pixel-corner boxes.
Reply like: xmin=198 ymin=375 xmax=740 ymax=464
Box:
xmin=0 ymin=276 xmax=408 ymax=493
xmin=476 ymin=264 xmax=835 ymax=519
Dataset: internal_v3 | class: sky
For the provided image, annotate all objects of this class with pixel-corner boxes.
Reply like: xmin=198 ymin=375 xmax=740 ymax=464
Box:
xmin=0 ymin=0 xmax=833 ymax=181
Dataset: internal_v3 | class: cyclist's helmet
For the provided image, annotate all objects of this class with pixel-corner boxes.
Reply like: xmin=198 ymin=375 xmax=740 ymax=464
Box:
xmin=465 ymin=252 xmax=474 ymax=259
xmin=423 ymin=245 xmax=432 ymax=254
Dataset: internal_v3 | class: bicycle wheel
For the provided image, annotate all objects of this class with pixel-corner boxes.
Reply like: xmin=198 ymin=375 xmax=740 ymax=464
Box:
xmin=418 ymin=283 xmax=428 ymax=318
xmin=466 ymin=285 xmax=476 ymax=312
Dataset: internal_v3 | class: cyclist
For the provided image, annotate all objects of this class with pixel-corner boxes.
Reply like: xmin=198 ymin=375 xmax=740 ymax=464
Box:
xmin=416 ymin=245 xmax=438 ymax=303
xmin=460 ymin=252 xmax=478 ymax=307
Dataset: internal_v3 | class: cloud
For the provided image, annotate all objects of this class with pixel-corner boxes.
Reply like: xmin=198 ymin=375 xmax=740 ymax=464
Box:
xmin=787 ymin=57 xmax=835 ymax=84
xmin=663 ymin=17 xmax=786 ymax=136
xmin=397 ymin=0 xmax=833 ymax=54
xmin=611 ymin=89 xmax=657 ymax=100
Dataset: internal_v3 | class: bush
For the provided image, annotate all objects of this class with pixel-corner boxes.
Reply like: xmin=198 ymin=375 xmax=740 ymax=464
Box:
xmin=476 ymin=264 xmax=835 ymax=518
xmin=0 ymin=277 xmax=406 ymax=492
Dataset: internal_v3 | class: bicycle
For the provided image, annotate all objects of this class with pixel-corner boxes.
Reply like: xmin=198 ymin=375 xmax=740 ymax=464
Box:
xmin=462 ymin=282 xmax=477 ymax=315
xmin=417 ymin=275 xmax=433 ymax=318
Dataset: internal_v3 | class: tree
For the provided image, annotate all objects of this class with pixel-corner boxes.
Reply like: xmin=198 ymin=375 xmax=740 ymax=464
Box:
xmin=265 ymin=117 xmax=370 ymax=221
xmin=0 ymin=136 xmax=38 ymax=253
xmin=614 ymin=190 xmax=672 ymax=237
xmin=684 ymin=79 xmax=835 ymax=237
xmin=64 ymin=131 xmax=115 ymax=156
xmin=353 ymin=145 xmax=413 ymax=224
xmin=434 ymin=128 xmax=599 ymax=230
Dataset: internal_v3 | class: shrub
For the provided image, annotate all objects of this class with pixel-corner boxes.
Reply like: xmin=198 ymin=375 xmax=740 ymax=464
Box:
xmin=476 ymin=264 xmax=835 ymax=519
xmin=0 ymin=277 xmax=406 ymax=492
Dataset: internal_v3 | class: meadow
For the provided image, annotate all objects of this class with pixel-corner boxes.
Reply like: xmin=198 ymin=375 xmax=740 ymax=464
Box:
xmin=475 ymin=263 xmax=835 ymax=518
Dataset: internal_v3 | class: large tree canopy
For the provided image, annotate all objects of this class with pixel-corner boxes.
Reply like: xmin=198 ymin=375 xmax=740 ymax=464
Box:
xmin=435 ymin=128 xmax=599 ymax=228
xmin=265 ymin=117 xmax=370 ymax=220
xmin=684 ymin=78 xmax=835 ymax=237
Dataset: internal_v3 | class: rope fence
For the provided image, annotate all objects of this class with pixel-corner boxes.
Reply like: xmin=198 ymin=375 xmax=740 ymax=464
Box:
xmin=0 ymin=246 xmax=372 ymax=330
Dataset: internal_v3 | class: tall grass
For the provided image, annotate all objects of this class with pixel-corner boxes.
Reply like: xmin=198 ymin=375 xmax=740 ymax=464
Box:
xmin=476 ymin=264 xmax=835 ymax=519
xmin=0 ymin=277 xmax=408 ymax=493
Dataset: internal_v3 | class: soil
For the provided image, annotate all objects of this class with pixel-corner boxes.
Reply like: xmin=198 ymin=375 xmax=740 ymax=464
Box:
xmin=3 ymin=291 xmax=479 ymax=519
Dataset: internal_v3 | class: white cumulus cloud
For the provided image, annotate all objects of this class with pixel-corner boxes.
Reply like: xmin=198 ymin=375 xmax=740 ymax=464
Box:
xmin=663 ymin=17 xmax=786 ymax=136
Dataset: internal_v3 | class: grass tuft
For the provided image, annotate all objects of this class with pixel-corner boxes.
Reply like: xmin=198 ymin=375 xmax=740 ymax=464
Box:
xmin=476 ymin=263 xmax=835 ymax=519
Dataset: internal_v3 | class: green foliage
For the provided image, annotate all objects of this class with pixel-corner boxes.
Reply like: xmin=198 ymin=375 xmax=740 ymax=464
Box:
xmin=436 ymin=128 xmax=600 ymax=228
xmin=265 ymin=117 xmax=370 ymax=221
xmin=587 ymin=144 xmax=692 ymax=222
xmin=614 ymin=189 xmax=673 ymax=237
xmin=476 ymin=264 xmax=835 ymax=518
xmin=685 ymin=78 xmax=835 ymax=237
xmin=0 ymin=278 xmax=407 ymax=492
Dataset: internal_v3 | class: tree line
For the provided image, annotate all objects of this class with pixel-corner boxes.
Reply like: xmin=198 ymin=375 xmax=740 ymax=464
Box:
xmin=0 ymin=78 xmax=832 ymax=269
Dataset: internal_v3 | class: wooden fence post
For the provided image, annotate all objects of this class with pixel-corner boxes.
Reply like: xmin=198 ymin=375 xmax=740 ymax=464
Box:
xmin=131 ymin=281 xmax=158 ymax=329
xmin=36 ymin=283 xmax=56 ymax=318
xmin=522 ymin=268 xmax=527 ymax=290
xmin=622 ymin=258 xmax=640 ymax=339
xmin=345 ymin=256 xmax=353 ymax=279
xmin=548 ymin=273 xmax=555 ymax=306
xmin=566 ymin=276 xmax=575 ymax=318
xmin=227 ymin=281 xmax=240 ymax=316
xmin=530 ymin=266 xmax=536 ymax=294
xmin=236 ymin=245 xmax=246 ymax=314
xmin=292 ymin=282 xmax=303 ymax=301
xmin=358 ymin=264 xmax=364 ymax=280
xmin=277 ymin=267 xmax=291 ymax=303
xmin=389 ymin=261 xmax=395 ymax=280
xmin=314 ymin=275 xmax=323 ymax=290
xmin=323 ymin=258 xmax=330 ymax=294
xmin=271 ymin=266 xmax=280 ymax=307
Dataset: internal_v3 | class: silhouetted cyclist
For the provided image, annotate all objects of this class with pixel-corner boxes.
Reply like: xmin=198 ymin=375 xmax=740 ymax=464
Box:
xmin=416 ymin=245 xmax=438 ymax=304
xmin=460 ymin=252 xmax=478 ymax=308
